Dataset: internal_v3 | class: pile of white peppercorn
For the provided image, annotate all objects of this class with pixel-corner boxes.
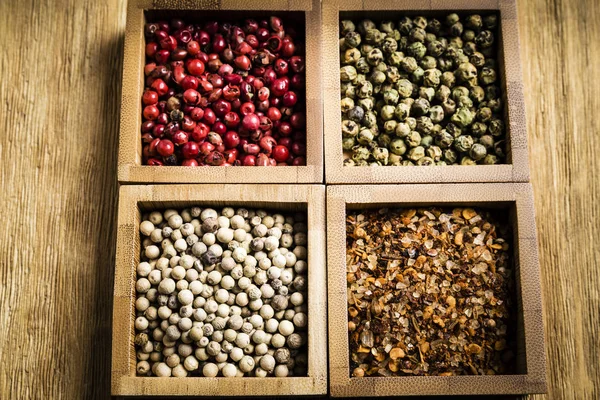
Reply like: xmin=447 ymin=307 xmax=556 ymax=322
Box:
xmin=134 ymin=206 xmax=309 ymax=377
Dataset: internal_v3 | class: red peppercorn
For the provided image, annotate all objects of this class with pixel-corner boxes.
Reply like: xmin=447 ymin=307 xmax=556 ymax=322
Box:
xmin=157 ymin=139 xmax=175 ymax=157
xmin=266 ymin=107 xmax=282 ymax=122
xmin=187 ymin=40 xmax=200 ymax=55
xmin=142 ymin=90 xmax=159 ymax=105
xmin=282 ymin=91 xmax=297 ymax=107
xmin=223 ymin=131 xmax=240 ymax=149
xmin=242 ymin=155 xmax=257 ymax=166
xmin=172 ymin=130 xmax=189 ymax=145
xmin=224 ymin=112 xmax=240 ymax=128
xmin=242 ymin=113 xmax=260 ymax=131
xmin=181 ymin=141 xmax=200 ymax=159
xmin=182 ymin=158 xmax=199 ymax=166
xmin=239 ymin=102 xmax=255 ymax=116
xmin=290 ymin=112 xmax=305 ymax=129
xmin=281 ymin=39 xmax=295 ymax=57
xmin=273 ymin=59 xmax=288 ymax=76
xmin=213 ymin=99 xmax=232 ymax=117
xmin=212 ymin=122 xmax=227 ymax=135
xmin=190 ymin=107 xmax=205 ymax=121
xmin=224 ymin=148 xmax=239 ymax=164
xmin=271 ymin=78 xmax=288 ymax=97
xmin=146 ymin=42 xmax=159 ymax=57
xmin=234 ymin=55 xmax=251 ymax=70
xmin=151 ymin=79 xmax=169 ymax=96
xmin=143 ymin=105 xmax=160 ymax=120
xmin=183 ymin=89 xmax=201 ymax=105
xmin=272 ymin=145 xmax=289 ymax=162
xmin=203 ymin=108 xmax=217 ymax=125
xmin=192 ymin=123 xmax=209 ymax=141
xmin=147 ymin=158 xmax=164 ymax=166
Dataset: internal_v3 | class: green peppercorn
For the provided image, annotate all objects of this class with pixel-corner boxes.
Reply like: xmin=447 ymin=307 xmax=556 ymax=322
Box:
xmin=347 ymin=106 xmax=365 ymax=122
xmin=365 ymin=29 xmax=386 ymax=45
xmin=340 ymin=65 xmax=358 ymax=82
xmin=383 ymin=120 xmax=397 ymax=134
xmin=475 ymin=30 xmax=494 ymax=48
xmin=408 ymin=146 xmax=425 ymax=161
xmin=357 ymin=19 xmax=376 ymax=35
xmin=470 ymin=86 xmax=485 ymax=103
xmin=343 ymin=158 xmax=356 ymax=166
xmin=400 ymin=57 xmax=418 ymax=73
xmin=366 ymin=48 xmax=384 ymax=66
xmin=427 ymin=145 xmax=443 ymax=161
xmin=460 ymin=156 xmax=477 ymax=165
xmin=449 ymin=21 xmax=463 ymax=37
xmin=398 ymin=17 xmax=413 ymax=35
xmin=352 ymin=145 xmax=371 ymax=161
xmin=341 ymin=20 xmax=355 ymax=35
xmin=363 ymin=111 xmax=377 ymax=127
xmin=484 ymin=14 xmax=498 ymax=29
xmin=417 ymin=86 xmax=435 ymax=102
xmin=412 ymin=98 xmax=430 ymax=117
xmin=463 ymin=41 xmax=477 ymax=56
xmin=429 ymin=105 xmax=445 ymax=123
xmin=387 ymin=51 xmax=405 ymax=67
xmin=385 ymin=66 xmax=400 ymax=83
xmin=382 ymin=37 xmax=398 ymax=54
xmin=471 ymin=121 xmax=488 ymax=137
xmin=367 ymin=70 xmax=384 ymax=85
xmin=377 ymin=20 xmax=393 ymax=33
xmin=342 ymin=120 xmax=359 ymax=137
xmin=423 ymin=68 xmax=441 ymax=87
xmin=487 ymin=98 xmax=502 ymax=113
xmin=383 ymin=89 xmax=400 ymax=105
xmin=441 ymin=98 xmax=457 ymax=115
xmin=357 ymin=128 xmax=374 ymax=145
xmin=458 ymin=95 xmax=473 ymax=108
xmin=424 ymin=33 xmax=437 ymax=44
xmin=476 ymin=107 xmax=492 ymax=122
xmin=488 ymin=118 xmax=504 ymax=136
xmin=436 ymin=130 xmax=454 ymax=148
xmin=426 ymin=18 xmax=442 ymax=34
xmin=356 ymin=81 xmax=373 ymax=98
xmin=435 ymin=85 xmax=451 ymax=102
xmin=454 ymin=135 xmax=474 ymax=152
xmin=455 ymin=62 xmax=478 ymax=83
xmin=427 ymin=41 xmax=445 ymax=57
xmin=462 ymin=29 xmax=476 ymax=42
xmin=409 ymin=27 xmax=426 ymax=43
xmin=342 ymin=136 xmax=356 ymax=150
xmin=396 ymin=79 xmax=413 ymax=98
xmin=444 ymin=148 xmax=458 ymax=163
xmin=356 ymin=73 xmax=367 ymax=84
xmin=411 ymin=67 xmax=425 ymax=83
xmin=485 ymin=85 xmax=501 ymax=101
xmin=416 ymin=116 xmax=434 ymax=135
xmin=372 ymin=147 xmax=389 ymax=164
xmin=357 ymin=97 xmax=374 ymax=111
xmin=344 ymin=31 xmax=362 ymax=49
xmin=379 ymin=105 xmax=395 ymax=121
xmin=479 ymin=67 xmax=497 ymax=85
xmin=389 ymin=138 xmax=407 ymax=155
xmin=407 ymin=42 xmax=427 ymax=60
xmin=343 ymin=48 xmax=361 ymax=64
xmin=479 ymin=135 xmax=494 ymax=149
xmin=451 ymin=107 xmax=475 ymax=128
xmin=355 ymin=57 xmax=370 ymax=74
xmin=407 ymin=131 xmax=422 ymax=148
xmin=340 ymin=82 xmax=356 ymax=99
xmin=437 ymin=57 xmax=454 ymax=72
xmin=420 ymin=134 xmax=433 ymax=148
xmin=482 ymin=154 xmax=498 ymax=165
xmin=394 ymin=123 xmax=410 ymax=139
xmin=340 ymin=97 xmax=355 ymax=113
xmin=446 ymin=13 xmax=460 ymax=27
xmin=389 ymin=153 xmax=402 ymax=165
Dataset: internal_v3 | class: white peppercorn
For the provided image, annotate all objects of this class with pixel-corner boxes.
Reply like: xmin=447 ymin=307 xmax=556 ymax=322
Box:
xmin=259 ymin=354 xmax=275 ymax=372
xmin=202 ymin=363 xmax=219 ymax=377
xmin=278 ymin=320 xmax=295 ymax=336
xmin=271 ymin=333 xmax=286 ymax=348
xmin=254 ymin=367 xmax=267 ymax=377
xmin=239 ymin=355 xmax=255 ymax=373
xmin=140 ymin=221 xmax=155 ymax=237
xmin=230 ymin=347 xmax=244 ymax=362
xmin=222 ymin=363 xmax=237 ymax=377
xmin=154 ymin=362 xmax=172 ymax=377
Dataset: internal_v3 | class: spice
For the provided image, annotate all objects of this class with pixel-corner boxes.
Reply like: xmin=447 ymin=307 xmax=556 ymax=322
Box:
xmin=346 ymin=207 xmax=516 ymax=376
xmin=142 ymin=18 xmax=307 ymax=167
xmin=135 ymin=206 xmax=309 ymax=377
xmin=339 ymin=14 xmax=506 ymax=166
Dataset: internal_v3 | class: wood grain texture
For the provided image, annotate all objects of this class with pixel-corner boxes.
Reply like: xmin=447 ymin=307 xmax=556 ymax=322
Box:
xmin=0 ymin=0 xmax=598 ymax=399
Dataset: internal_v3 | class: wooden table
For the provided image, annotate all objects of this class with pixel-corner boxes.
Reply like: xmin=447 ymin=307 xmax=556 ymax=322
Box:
xmin=0 ymin=0 xmax=598 ymax=398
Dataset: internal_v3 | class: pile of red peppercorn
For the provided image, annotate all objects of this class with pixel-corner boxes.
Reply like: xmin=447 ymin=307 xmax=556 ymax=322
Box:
xmin=141 ymin=17 xmax=307 ymax=166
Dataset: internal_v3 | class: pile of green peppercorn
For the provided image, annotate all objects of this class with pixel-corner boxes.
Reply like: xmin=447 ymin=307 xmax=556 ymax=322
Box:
xmin=339 ymin=14 xmax=506 ymax=166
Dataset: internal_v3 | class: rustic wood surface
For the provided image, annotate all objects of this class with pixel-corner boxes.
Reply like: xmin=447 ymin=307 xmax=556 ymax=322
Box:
xmin=0 ymin=0 xmax=598 ymax=399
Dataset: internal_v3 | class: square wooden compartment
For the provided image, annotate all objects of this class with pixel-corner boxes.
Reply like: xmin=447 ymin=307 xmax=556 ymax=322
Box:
xmin=326 ymin=183 xmax=546 ymax=396
xmin=111 ymin=184 xmax=327 ymax=396
xmin=323 ymin=0 xmax=530 ymax=184
xmin=118 ymin=0 xmax=323 ymax=184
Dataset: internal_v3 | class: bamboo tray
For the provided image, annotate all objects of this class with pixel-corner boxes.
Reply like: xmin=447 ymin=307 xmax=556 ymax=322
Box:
xmin=111 ymin=184 xmax=327 ymax=396
xmin=326 ymin=183 xmax=546 ymax=396
xmin=323 ymin=0 xmax=530 ymax=184
xmin=118 ymin=0 xmax=323 ymax=184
